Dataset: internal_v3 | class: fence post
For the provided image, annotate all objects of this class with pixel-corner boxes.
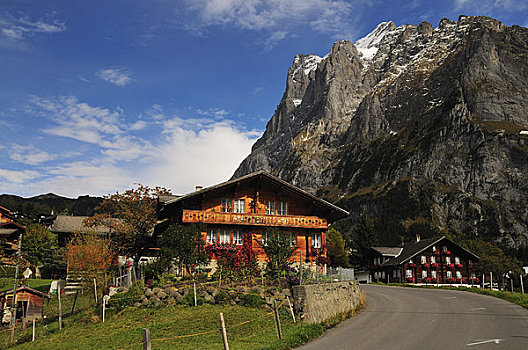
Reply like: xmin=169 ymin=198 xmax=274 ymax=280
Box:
xmin=93 ymin=278 xmax=98 ymax=303
xmin=143 ymin=328 xmax=151 ymax=350
xmin=286 ymin=296 xmax=296 ymax=323
xmin=71 ymin=290 xmax=79 ymax=316
xmin=299 ymin=250 xmax=303 ymax=285
xmin=521 ymin=274 xmax=525 ymax=295
xmin=219 ymin=312 xmax=230 ymax=350
xmin=273 ymin=299 xmax=283 ymax=339
xmin=58 ymin=282 xmax=63 ymax=330
xmin=193 ymin=282 xmax=197 ymax=306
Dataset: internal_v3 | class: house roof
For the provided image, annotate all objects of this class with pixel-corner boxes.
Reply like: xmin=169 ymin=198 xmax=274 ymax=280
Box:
xmin=381 ymin=236 xmax=479 ymax=267
xmin=50 ymin=215 xmax=111 ymax=234
xmin=0 ymin=228 xmax=18 ymax=236
xmin=0 ymin=206 xmax=13 ymax=215
xmin=372 ymin=247 xmax=403 ymax=257
xmin=159 ymin=170 xmax=349 ymax=223
xmin=0 ymin=285 xmax=49 ymax=298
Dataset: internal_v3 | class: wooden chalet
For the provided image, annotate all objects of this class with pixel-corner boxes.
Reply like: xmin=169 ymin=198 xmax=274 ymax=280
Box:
xmin=157 ymin=171 xmax=349 ymax=266
xmin=0 ymin=286 xmax=49 ymax=323
xmin=49 ymin=215 xmax=112 ymax=246
xmin=0 ymin=206 xmax=25 ymax=265
xmin=370 ymin=236 xmax=479 ymax=285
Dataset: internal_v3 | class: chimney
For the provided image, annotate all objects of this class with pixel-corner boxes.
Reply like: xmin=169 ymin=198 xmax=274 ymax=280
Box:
xmin=416 ymin=234 xmax=421 ymax=242
xmin=195 ymin=185 xmax=203 ymax=191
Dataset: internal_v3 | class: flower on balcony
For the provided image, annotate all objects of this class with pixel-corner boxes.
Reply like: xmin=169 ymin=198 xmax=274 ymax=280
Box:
xmin=425 ymin=277 xmax=432 ymax=283
xmin=455 ymin=263 xmax=463 ymax=268
xmin=408 ymin=263 xmax=416 ymax=267
xmin=433 ymin=250 xmax=440 ymax=255
xmin=405 ymin=277 xmax=413 ymax=283
xmin=422 ymin=263 xmax=430 ymax=268
xmin=472 ymin=277 xmax=480 ymax=283
xmin=446 ymin=263 xmax=454 ymax=268
xmin=456 ymin=278 xmax=462 ymax=283
xmin=431 ymin=263 xmax=438 ymax=268
xmin=444 ymin=250 xmax=451 ymax=254
xmin=431 ymin=277 xmax=437 ymax=283
xmin=447 ymin=277 xmax=456 ymax=283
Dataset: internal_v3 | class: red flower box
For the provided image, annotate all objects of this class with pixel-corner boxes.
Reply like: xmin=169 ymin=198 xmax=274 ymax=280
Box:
xmin=472 ymin=277 xmax=480 ymax=283
xmin=444 ymin=250 xmax=451 ymax=254
xmin=425 ymin=277 xmax=432 ymax=283
xmin=431 ymin=263 xmax=438 ymax=268
xmin=446 ymin=263 xmax=454 ymax=268
xmin=405 ymin=277 xmax=413 ymax=283
xmin=433 ymin=250 xmax=440 ymax=255
xmin=455 ymin=263 xmax=463 ymax=268
xmin=408 ymin=263 xmax=415 ymax=267
xmin=422 ymin=263 xmax=430 ymax=268
xmin=447 ymin=277 xmax=456 ymax=283
xmin=431 ymin=277 xmax=437 ymax=283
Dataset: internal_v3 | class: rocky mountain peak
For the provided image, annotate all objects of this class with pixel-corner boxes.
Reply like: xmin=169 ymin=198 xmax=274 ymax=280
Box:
xmin=234 ymin=16 xmax=528 ymax=245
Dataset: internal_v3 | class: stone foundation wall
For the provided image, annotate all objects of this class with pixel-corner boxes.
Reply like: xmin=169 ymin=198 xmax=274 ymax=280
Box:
xmin=292 ymin=281 xmax=361 ymax=323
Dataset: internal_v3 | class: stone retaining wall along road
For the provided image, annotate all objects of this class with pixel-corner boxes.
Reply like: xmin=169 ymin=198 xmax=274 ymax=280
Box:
xmin=292 ymin=281 xmax=362 ymax=323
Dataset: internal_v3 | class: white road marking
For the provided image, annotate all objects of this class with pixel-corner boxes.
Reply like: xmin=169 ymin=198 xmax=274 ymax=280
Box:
xmin=467 ymin=339 xmax=504 ymax=346
xmin=445 ymin=296 xmax=457 ymax=299
xmin=471 ymin=307 xmax=486 ymax=311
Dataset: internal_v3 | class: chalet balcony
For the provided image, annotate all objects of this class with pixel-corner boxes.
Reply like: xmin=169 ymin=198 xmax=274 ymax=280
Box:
xmin=181 ymin=210 xmax=327 ymax=229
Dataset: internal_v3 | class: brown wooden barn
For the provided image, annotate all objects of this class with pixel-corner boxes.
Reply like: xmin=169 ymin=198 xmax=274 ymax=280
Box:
xmin=0 ymin=286 xmax=49 ymax=323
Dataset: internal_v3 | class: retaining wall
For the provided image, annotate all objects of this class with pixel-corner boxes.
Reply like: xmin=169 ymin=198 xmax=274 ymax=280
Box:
xmin=292 ymin=281 xmax=362 ymax=323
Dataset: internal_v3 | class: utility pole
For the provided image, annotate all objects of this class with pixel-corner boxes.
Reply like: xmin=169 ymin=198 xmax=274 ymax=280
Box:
xmin=9 ymin=233 xmax=23 ymax=344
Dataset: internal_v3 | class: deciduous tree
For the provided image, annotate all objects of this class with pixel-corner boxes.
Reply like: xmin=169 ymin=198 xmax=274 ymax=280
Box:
xmin=84 ymin=184 xmax=171 ymax=273
xmin=326 ymin=227 xmax=348 ymax=267
xmin=258 ymin=228 xmax=297 ymax=279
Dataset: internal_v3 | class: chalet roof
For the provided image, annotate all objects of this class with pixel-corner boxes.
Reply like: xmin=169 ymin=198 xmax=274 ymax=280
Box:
xmin=0 ymin=228 xmax=18 ymax=236
xmin=381 ymin=236 xmax=479 ymax=267
xmin=159 ymin=171 xmax=349 ymax=223
xmin=0 ymin=285 xmax=50 ymax=298
xmin=372 ymin=247 xmax=403 ymax=257
xmin=50 ymin=215 xmax=111 ymax=234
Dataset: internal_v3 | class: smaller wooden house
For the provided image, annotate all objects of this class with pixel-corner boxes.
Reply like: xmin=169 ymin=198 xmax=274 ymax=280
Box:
xmin=0 ymin=286 xmax=49 ymax=323
xmin=369 ymin=235 xmax=479 ymax=285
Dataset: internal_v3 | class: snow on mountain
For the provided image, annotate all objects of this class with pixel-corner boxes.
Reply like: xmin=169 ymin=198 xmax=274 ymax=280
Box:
xmin=355 ymin=21 xmax=395 ymax=60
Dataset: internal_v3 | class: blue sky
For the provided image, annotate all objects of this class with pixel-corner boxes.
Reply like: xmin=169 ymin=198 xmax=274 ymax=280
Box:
xmin=1 ymin=0 xmax=526 ymax=198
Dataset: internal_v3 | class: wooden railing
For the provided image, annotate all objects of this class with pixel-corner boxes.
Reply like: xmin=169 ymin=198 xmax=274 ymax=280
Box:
xmin=182 ymin=210 xmax=327 ymax=229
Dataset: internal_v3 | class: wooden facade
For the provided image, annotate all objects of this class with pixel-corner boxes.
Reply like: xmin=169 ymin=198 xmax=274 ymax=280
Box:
xmin=157 ymin=171 xmax=349 ymax=265
xmin=0 ymin=286 xmax=49 ymax=322
xmin=370 ymin=236 xmax=479 ymax=285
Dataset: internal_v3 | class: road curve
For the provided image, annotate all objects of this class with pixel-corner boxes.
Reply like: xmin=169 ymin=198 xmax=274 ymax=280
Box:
xmin=298 ymin=284 xmax=528 ymax=349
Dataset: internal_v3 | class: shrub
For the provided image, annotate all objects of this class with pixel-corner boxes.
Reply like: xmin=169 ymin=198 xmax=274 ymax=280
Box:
xmin=215 ymin=290 xmax=231 ymax=304
xmin=240 ymin=293 xmax=265 ymax=308
xmin=108 ymin=282 xmax=144 ymax=310
xmin=180 ymin=293 xmax=205 ymax=306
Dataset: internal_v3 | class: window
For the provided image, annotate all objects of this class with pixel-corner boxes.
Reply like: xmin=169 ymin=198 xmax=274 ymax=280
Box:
xmin=471 ymin=272 xmax=476 ymax=279
xmin=447 ymin=270 xmax=452 ymax=278
xmin=219 ymin=229 xmax=230 ymax=244
xmin=233 ymin=230 xmax=243 ymax=246
xmin=221 ymin=198 xmax=232 ymax=212
xmin=455 ymin=256 xmax=460 ymax=265
xmin=393 ymin=270 xmax=397 ymax=278
xmin=277 ymin=201 xmax=287 ymax=215
xmin=312 ymin=233 xmax=322 ymax=248
xmin=443 ymin=245 xmax=448 ymax=252
xmin=409 ymin=259 xmax=413 ymax=265
xmin=469 ymin=259 xmax=472 ymax=265
xmin=406 ymin=269 xmax=413 ymax=278
xmin=261 ymin=232 xmax=268 ymax=246
xmin=456 ymin=271 xmax=462 ymax=279
xmin=233 ymin=199 xmax=245 ymax=213
xmin=288 ymin=232 xmax=297 ymax=247
xmin=431 ymin=270 xmax=437 ymax=279
xmin=206 ymin=228 xmax=217 ymax=244
xmin=446 ymin=256 xmax=451 ymax=265
xmin=422 ymin=270 xmax=427 ymax=278
xmin=421 ymin=255 xmax=427 ymax=264
xmin=430 ymin=256 xmax=436 ymax=264
xmin=265 ymin=201 xmax=275 ymax=215
xmin=432 ymin=245 xmax=436 ymax=252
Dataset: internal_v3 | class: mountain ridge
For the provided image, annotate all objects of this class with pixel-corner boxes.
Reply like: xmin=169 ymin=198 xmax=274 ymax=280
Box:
xmin=233 ymin=15 xmax=528 ymax=246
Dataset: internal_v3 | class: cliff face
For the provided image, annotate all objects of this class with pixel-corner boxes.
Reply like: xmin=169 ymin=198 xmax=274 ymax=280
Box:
xmin=234 ymin=16 xmax=528 ymax=246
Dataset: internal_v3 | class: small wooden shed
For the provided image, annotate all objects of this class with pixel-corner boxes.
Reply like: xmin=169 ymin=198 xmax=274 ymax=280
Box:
xmin=0 ymin=286 xmax=49 ymax=322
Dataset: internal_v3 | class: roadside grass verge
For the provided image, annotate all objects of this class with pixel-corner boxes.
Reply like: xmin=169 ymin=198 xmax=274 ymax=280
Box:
xmin=374 ymin=282 xmax=528 ymax=309
xmin=0 ymin=278 xmax=52 ymax=293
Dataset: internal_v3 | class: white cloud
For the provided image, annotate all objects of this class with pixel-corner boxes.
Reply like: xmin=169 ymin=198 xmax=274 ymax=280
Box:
xmin=0 ymin=12 xmax=66 ymax=43
xmin=96 ymin=67 xmax=133 ymax=87
xmin=9 ymin=144 xmax=57 ymax=165
xmin=182 ymin=0 xmax=361 ymax=47
xmin=10 ymin=97 xmax=262 ymax=197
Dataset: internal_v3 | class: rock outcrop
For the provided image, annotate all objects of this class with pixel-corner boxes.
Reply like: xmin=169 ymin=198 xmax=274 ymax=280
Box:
xmin=234 ymin=16 xmax=528 ymax=246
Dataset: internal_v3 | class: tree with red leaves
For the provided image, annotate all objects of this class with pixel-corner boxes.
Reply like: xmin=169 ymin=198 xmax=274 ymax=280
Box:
xmin=84 ymin=184 xmax=171 ymax=273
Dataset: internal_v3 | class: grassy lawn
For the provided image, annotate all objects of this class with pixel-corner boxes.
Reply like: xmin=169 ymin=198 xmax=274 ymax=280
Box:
xmin=4 ymin=291 xmax=323 ymax=350
xmin=0 ymin=278 xmax=52 ymax=293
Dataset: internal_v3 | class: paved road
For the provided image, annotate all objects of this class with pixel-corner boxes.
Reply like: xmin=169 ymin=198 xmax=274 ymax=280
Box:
xmin=298 ymin=284 xmax=528 ymax=349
